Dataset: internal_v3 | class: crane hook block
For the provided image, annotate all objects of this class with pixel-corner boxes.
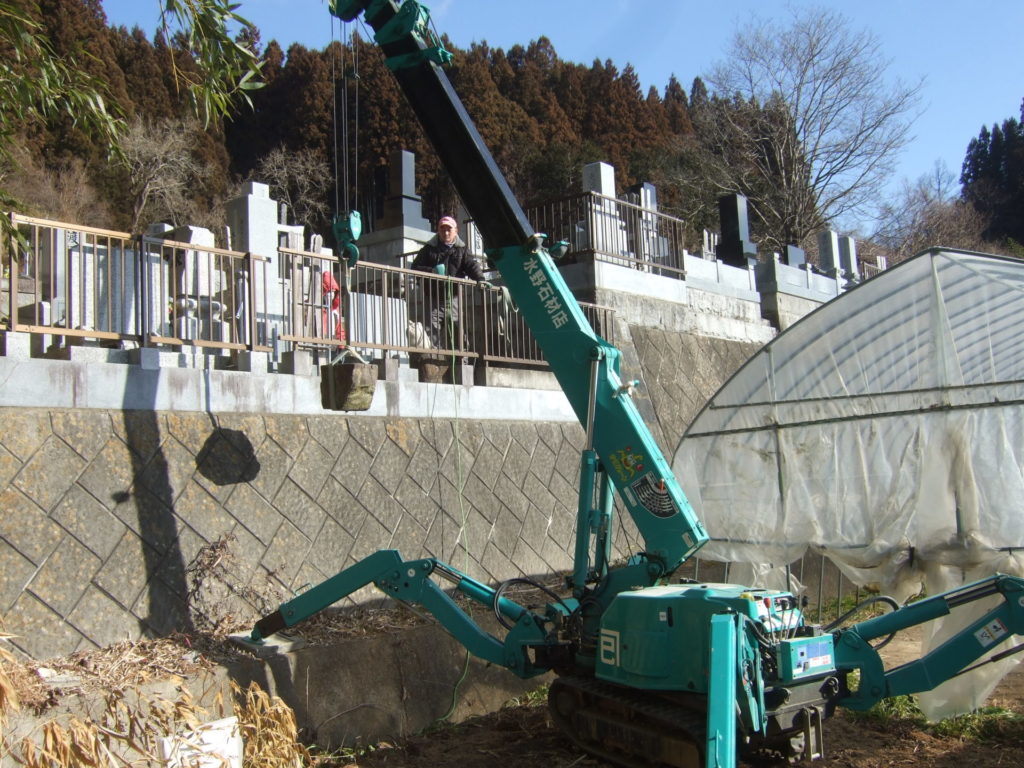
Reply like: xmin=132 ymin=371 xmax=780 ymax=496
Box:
xmin=333 ymin=211 xmax=362 ymax=268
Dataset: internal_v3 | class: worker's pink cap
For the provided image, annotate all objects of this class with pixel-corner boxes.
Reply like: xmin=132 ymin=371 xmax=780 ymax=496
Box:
xmin=438 ymin=216 xmax=457 ymax=229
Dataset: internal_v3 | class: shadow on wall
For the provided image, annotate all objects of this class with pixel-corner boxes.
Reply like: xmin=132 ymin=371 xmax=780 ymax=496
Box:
xmin=196 ymin=429 xmax=260 ymax=486
xmin=117 ymin=395 xmax=195 ymax=637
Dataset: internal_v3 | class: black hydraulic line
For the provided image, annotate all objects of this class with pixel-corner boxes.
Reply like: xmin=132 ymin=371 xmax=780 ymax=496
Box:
xmin=823 ymin=595 xmax=901 ymax=632
xmin=493 ymin=577 xmax=571 ymax=631
xmin=825 ymin=594 xmax=901 ymax=650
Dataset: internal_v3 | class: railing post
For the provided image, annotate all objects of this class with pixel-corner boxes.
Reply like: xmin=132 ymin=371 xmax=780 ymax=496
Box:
xmin=481 ymin=283 xmax=491 ymax=368
xmin=377 ymin=264 xmax=388 ymax=353
xmin=289 ymin=252 xmax=300 ymax=346
xmin=246 ymin=252 xmax=257 ymax=352
xmin=586 ymin=192 xmax=597 ymax=259
xmin=5 ymin=213 xmax=16 ymax=333
xmin=343 ymin=259 xmax=355 ymax=353
xmin=136 ymin=235 xmax=147 ymax=345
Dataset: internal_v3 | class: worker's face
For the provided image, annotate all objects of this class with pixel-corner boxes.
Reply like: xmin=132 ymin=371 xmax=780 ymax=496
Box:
xmin=438 ymin=223 xmax=456 ymax=245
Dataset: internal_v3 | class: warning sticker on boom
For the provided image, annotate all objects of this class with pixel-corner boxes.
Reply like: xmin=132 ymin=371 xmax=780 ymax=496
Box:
xmin=629 ymin=472 xmax=678 ymax=518
xmin=975 ymin=618 xmax=1009 ymax=648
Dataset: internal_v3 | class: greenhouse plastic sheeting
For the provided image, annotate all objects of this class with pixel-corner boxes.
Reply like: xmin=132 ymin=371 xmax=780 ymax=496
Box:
xmin=673 ymin=248 xmax=1024 ymax=719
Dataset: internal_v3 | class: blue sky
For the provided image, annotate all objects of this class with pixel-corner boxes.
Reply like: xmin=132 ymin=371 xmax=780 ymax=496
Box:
xmin=103 ymin=0 xmax=1023 ymax=229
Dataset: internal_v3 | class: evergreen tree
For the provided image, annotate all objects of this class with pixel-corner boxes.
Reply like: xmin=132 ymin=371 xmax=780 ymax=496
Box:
xmin=689 ymin=77 xmax=709 ymax=114
xmin=663 ymin=75 xmax=693 ymax=136
xmin=224 ymin=39 xmax=286 ymax=178
xmin=960 ymin=125 xmax=992 ymax=193
xmin=111 ymin=26 xmax=174 ymax=122
xmin=961 ymin=114 xmax=1024 ymax=245
xmin=34 ymin=0 xmax=129 ymax=164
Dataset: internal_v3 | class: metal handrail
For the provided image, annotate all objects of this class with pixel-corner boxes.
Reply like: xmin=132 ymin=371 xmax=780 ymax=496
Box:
xmin=524 ymin=190 xmax=689 ymax=278
xmin=1 ymin=213 xmax=614 ymax=371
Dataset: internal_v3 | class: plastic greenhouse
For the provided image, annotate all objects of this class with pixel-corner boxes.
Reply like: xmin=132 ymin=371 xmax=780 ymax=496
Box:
xmin=673 ymin=248 xmax=1024 ymax=718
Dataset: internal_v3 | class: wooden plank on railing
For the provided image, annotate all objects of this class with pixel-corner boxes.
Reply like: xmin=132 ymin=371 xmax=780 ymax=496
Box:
xmin=148 ymin=334 xmax=186 ymax=346
xmin=480 ymin=354 xmax=548 ymax=367
xmin=10 ymin=214 xmax=131 ymax=240
xmin=194 ymin=339 xmax=247 ymax=351
xmin=278 ymin=334 xmax=347 ymax=347
xmin=140 ymin=237 xmax=254 ymax=261
xmin=146 ymin=335 xmax=248 ymax=351
xmin=15 ymin=325 xmax=129 ymax=341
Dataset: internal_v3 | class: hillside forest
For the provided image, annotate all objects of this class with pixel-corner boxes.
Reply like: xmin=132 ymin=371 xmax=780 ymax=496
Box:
xmin=3 ymin=0 xmax=1023 ymax=264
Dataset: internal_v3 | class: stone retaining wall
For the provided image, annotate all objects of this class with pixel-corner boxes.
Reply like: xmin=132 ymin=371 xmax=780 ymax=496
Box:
xmin=0 ymin=409 xmax=595 ymax=660
xmin=0 ymin=324 xmax=762 ymax=661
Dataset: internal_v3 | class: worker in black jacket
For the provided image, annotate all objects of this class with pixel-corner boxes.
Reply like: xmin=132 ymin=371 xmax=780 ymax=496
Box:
xmin=411 ymin=215 xmax=486 ymax=281
xmin=410 ymin=216 xmax=488 ymax=354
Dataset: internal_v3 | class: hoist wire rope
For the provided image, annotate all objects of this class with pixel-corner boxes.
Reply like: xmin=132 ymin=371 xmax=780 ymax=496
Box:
xmin=330 ymin=14 xmax=342 ymax=212
xmin=429 ymin=275 xmax=472 ymax=724
xmin=351 ymin=33 xmax=360 ymax=214
xmin=340 ymin=22 xmax=349 ymax=211
xmin=330 ymin=16 xmax=362 ymax=215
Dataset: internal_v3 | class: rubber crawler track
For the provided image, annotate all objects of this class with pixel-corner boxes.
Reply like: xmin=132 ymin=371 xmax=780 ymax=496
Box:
xmin=548 ymin=676 xmax=710 ymax=768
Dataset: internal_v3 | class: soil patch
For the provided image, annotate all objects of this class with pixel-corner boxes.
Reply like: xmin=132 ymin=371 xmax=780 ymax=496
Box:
xmin=338 ymin=624 xmax=1024 ymax=768
xmin=3 ymin=609 xmax=1022 ymax=767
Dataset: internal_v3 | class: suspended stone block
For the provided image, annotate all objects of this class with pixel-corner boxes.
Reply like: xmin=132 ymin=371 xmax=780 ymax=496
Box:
xmin=320 ymin=362 xmax=377 ymax=411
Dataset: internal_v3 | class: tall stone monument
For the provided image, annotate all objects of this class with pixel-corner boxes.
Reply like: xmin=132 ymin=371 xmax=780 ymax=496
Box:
xmin=717 ymin=194 xmax=758 ymax=267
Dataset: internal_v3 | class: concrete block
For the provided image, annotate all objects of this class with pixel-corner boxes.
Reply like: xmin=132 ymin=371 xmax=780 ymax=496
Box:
xmin=1 ymin=331 xmax=33 ymax=359
xmin=474 ymin=365 xmax=559 ymax=390
xmin=280 ymin=350 xmax=314 ymax=376
xmin=234 ymin=350 xmax=269 ymax=373
xmin=397 ymin=363 xmax=419 ymax=382
xmin=25 ymin=537 xmax=99 ymax=615
xmin=128 ymin=347 xmax=184 ymax=370
xmin=207 ymin=349 xmax=234 ymax=370
xmin=46 ymin=345 xmax=131 ymax=365
xmin=376 ymin=356 xmax=400 ymax=381
xmin=30 ymin=333 xmax=48 ymax=358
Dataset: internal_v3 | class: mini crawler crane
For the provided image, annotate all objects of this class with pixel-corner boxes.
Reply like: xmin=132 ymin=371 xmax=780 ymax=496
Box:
xmin=240 ymin=3 xmax=1024 ymax=766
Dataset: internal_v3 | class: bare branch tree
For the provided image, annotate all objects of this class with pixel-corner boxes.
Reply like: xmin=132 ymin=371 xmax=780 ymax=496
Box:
xmin=705 ymin=6 xmax=924 ymax=251
xmin=120 ymin=117 xmax=208 ymax=234
xmin=252 ymin=146 xmax=331 ymax=235
xmin=1 ymin=145 xmax=111 ymax=225
xmin=873 ymin=160 xmax=990 ymax=264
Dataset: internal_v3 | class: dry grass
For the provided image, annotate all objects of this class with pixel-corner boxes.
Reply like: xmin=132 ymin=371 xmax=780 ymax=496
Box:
xmin=0 ymin=534 xmax=576 ymax=766
xmin=233 ymin=680 xmax=310 ymax=767
xmin=0 ymin=624 xmax=313 ymax=766
xmin=11 ymin=684 xmax=207 ymax=767
xmin=1 ymin=671 xmax=314 ymax=766
xmin=0 ymin=632 xmax=20 ymax=726
xmin=0 ymin=635 xmax=211 ymax=716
